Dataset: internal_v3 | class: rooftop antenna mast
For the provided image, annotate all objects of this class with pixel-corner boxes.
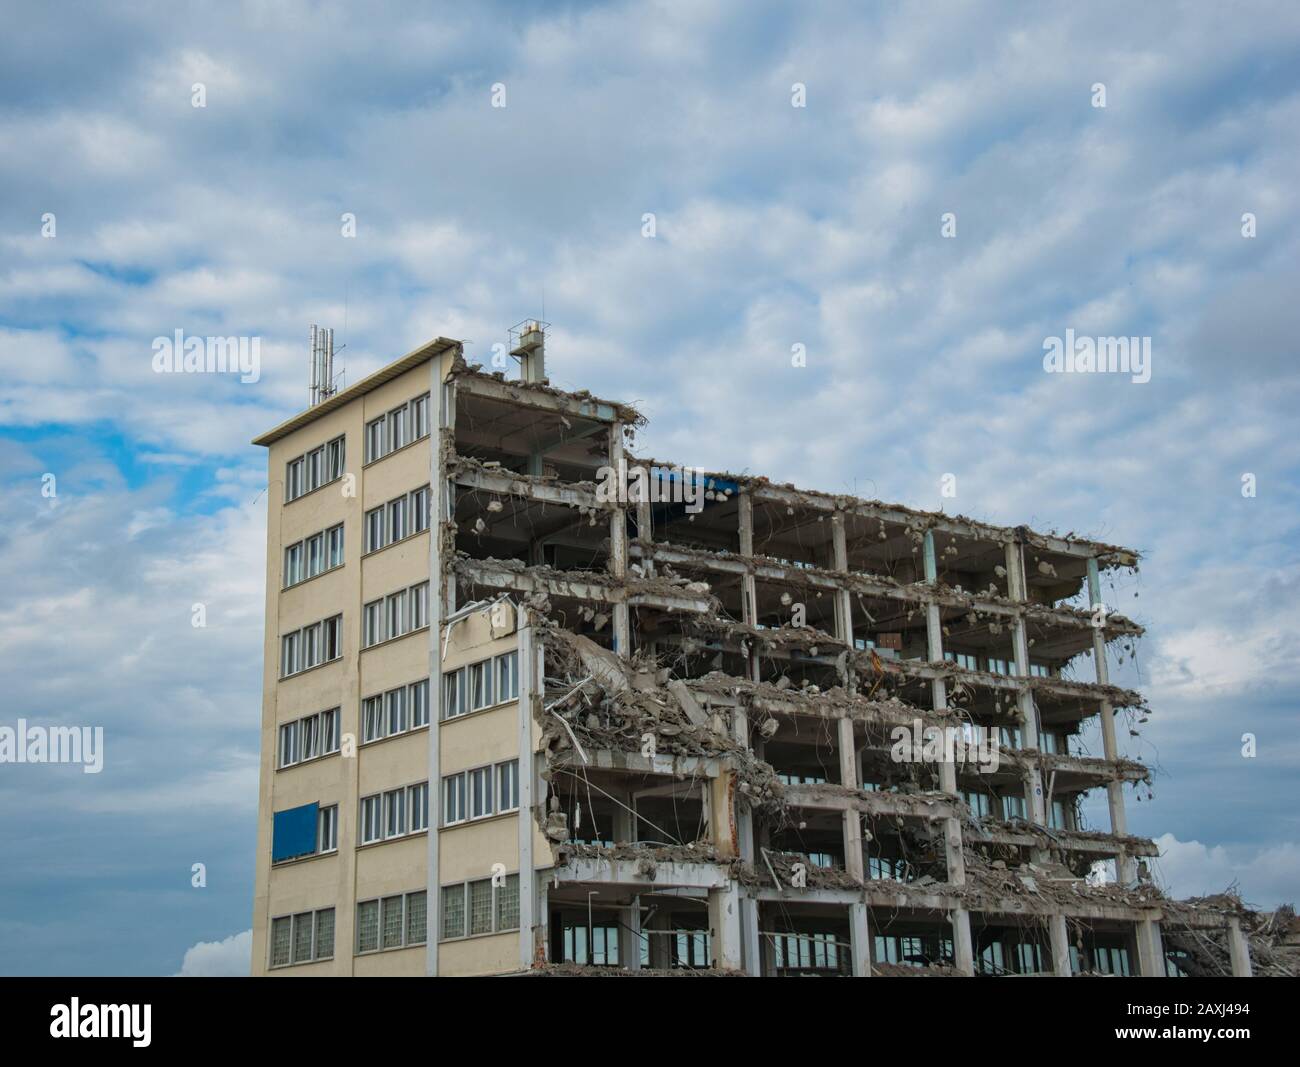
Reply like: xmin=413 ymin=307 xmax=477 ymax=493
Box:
xmin=308 ymin=324 xmax=338 ymax=406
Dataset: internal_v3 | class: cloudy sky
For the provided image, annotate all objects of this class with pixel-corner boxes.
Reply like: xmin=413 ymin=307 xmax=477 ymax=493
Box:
xmin=1 ymin=0 xmax=1297 ymax=976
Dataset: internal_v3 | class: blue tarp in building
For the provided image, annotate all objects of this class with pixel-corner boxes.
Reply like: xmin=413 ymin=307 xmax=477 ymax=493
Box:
xmin=272 ymin=802 xmax=319 ymax=862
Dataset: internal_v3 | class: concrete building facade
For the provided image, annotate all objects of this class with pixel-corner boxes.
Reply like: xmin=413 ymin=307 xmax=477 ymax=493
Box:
xmin=251 ymin=327 xmax=1257 ymax=976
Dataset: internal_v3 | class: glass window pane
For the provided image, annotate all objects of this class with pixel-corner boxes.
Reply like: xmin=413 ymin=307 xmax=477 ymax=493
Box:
xmin=441 ymin=885 xmax=465 ymax=940
xmin=496 ymin=874 xmax=519 ymax=931
xmin=469 ymin=879 xmax=493 ymax=935
xmin=357 ymin=900 xmax=379 ymax=953
xmin=315 ymin=908 xmax=335 ymax=959
xmin=406 ymin=891 xmax=427 ymax=945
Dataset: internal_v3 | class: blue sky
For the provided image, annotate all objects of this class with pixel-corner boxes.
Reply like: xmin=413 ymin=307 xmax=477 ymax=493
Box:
xmin=1 ymin=0 xmax=1298 ymax=976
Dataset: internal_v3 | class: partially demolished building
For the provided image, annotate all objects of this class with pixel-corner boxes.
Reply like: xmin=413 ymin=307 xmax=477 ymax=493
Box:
xmin=251 ymin=324 xmax=1274 ymax=976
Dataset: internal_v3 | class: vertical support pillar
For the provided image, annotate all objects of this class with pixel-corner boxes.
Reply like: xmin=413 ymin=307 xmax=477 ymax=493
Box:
xmin=849 ymin=901 xmax=872 ymax=977
xmin=516 ymin=624 xmax=537 ymax=970
xmin=1089 ymin=557 xmax=1133 ymax=882
xmin=738 ymin=490 xmax=760 ymax=682
xmin=708 ymin=882 xmax=743 ymax=971
xmin=609 ymin=424 xmax=630 ymax=658
xmin=426 ymin=352 xmax=457 ymax=976
xmin=1006 ymin=541 xmax=1045 ymax=827
xmin=1049 ymin=913 xmax=1072 ymax=975
xmin=1136 ymin=918 xmax=1166 ymax=977
xmin=838 ymin=717 xmax=864 ymax=882
xmin=1228 ymin=918 xmax=1253 ymax=977
xmin=924 ymin=529 xmax=973 ymax=974
xmin=620 ymin=896 xmax=642 ymax=970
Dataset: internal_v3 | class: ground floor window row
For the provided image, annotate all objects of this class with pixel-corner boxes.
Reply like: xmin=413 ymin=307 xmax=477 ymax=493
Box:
xmin=269 ymin=907 xmax=335 ymax=968
xmin=357 ymin=890 xmax=427 ymax=954
xmin=440 ymin=875 xmax=520 ymax=941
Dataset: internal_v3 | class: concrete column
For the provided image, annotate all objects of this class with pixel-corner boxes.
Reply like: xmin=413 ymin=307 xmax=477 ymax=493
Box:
xmin=1089 ymin=558 xmax=1133 ymax=881
xmin=849 ymin=901 xmax=872 ymax=976
xmin=1228 ymin=918 xmax=1254 ymax=977
xmin=1136 ymin=917 xmax=1166 ymax=977
xmin=609 ymin=426 xmax=631 ymax=658
xmin=620 ymin=896 xmax=642 ymax=970
xmin=952 ymin=909 xmax=975 ymax=975
xmin=708 ymin=883 xmax=743 ymax=970
xmin=838 ymin=717 xmax=864 ymax=881
xmin=831 ymin=512 xmax=854 ymax=647
xmin=1049 ymin=913 xmax=1072 ymax=975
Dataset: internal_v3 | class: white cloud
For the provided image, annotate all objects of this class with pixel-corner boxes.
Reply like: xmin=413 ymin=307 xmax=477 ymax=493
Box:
xmin=173 ymin=930 xmax=251 ymax=977
xmin=1152 ymin=834 xmax=1300 ymax=909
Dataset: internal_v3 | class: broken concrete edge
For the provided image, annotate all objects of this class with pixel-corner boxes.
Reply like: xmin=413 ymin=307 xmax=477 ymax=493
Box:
xmin=629 ymin=453 xmax=1142 ymax=567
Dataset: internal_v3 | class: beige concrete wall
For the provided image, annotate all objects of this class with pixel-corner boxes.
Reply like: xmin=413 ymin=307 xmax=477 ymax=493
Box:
xmin=253 ymin=359 xmax=436 ymax=977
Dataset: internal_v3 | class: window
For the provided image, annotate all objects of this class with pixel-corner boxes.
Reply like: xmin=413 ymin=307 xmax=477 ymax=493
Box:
xmin=306 ymin=447 xmax=322 ymax=493
xmin=386 ymin=589 xmax=408 ymax=640
xmin=411 ymin=487 xmax=429 ymax=533
xmin=444 ymin=761 xmax=517 ymax=823
xmin=365 ymin=507 xmax=385 ymax=553
xmin=442 ymin=772 xmax=466 ymax=825
xmin=410 ymin=582 xmax=428 ymax=630
xmin=315 ymin=908 xmax=335 ymax=960
xmin=406 ymin=890 xmax=427 ymax=945
xmin=285 ymin=457 xmax=304 ymax=502
xmin=317 ymin=804 xmax=338 ymax=852
xmin=321 ymin=708 xmax=340 ymax=753
xmin=302 ymin=622 xmax=320 ymax=670
xmin=280 ymin=633 xmax=299 ymax=677
xmin=284 ymin=543 xmax=303 ymax=587
xmin=326 ymin=435 xmax=345 ymax=482
xmin=496 ymin=651 xmax=519 ymax=702
xmin=323 ymin=615 xmax=341 ymax=662
xmin=300 ymin=714 xmax=319 ymax=761
xmin=294 ymin=911 xmax=314 ymax=962
xmin=270 ymin=907 xmax=333 ymax=967
xmin=1002 ymin=794 xmax=1026 ymax=820
xmin=469 ymin=766 xmax=493 ymax=819
xmin=382 ymin=895 xmax=405 ymax=949
xmin=986 ymin=657 xmax=1012 ymax=676
xmin=384 ymin=788 xmax=406 ymax=839
xmin=363 ymin=695 xmax=384 ymax=743
xmin=271 ymin=916 xmax=292 ymax=967
xmin=360 ymin=795 xmax=382 ymax=845
xmin=286 ymin=435 xmax=345 ymax=502
xmin=278 ymin=722 xmax=298 ymax=768
xmin=469 ymin=660 xmax=494 ymax=711
xmin=286 ymin=527 xmax=344 ymax=587
xmin=280 ymin=615 xmax=341 ymax=677
xmin=497 ymin=760 xmax=519 ymax=812
xmin=963 ymin=790 xmax=992 ymax=818
xmin=365 ymin=417 xmax=385 ymax=463
xmin=443 ymin=669 xmax=466 ymax=720
xmin=279 ymin=709 xmax=340 ymax=769
xmin=412 ymin=394 xmax=429 ymax=439
xmin=944 ymin=651 xmax=978 ymax=671
xmin=468 ymin=879 xmax=493 ymax=935
xmin=441 ymin=885 xmax=465 ymax=940
xmin=384 ymin=400 xmax=405 ymax=449
xmin=386 ymin=687 xmax=407 ymax=736
xmin=409 ymin=782 xmax=429 ymax=832
xmin=364 ymin=600 xmax=383 ymax=648
xmin=495 ymin=874 xmax=519 ymax=931
xmin=411 ymin=680 xmax=429 ymax=728
xmin=356 ymin=899 xmax=379 ymax=954
xmin=387 ymin=496 xmax=407 ymax=543
xmin=1029 ymin=661 xmax=1050 ymax=678
xmin=306 ymin=533 xmax=324 ymax=578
